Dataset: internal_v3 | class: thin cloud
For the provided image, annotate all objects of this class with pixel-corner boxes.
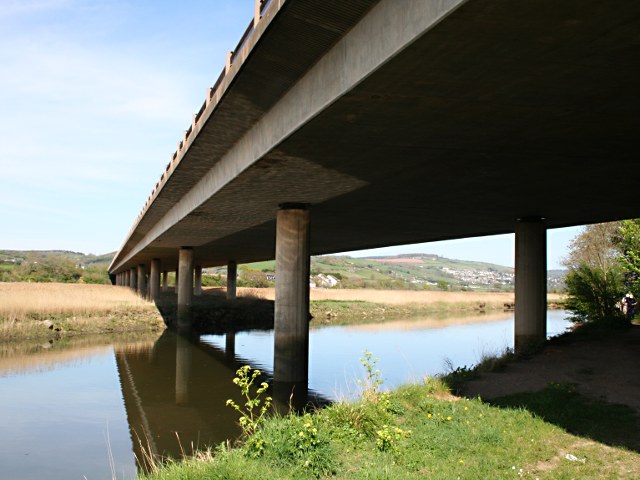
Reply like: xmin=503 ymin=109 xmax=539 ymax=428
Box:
xmin=0 ymin=0 xmax=76 ymax=18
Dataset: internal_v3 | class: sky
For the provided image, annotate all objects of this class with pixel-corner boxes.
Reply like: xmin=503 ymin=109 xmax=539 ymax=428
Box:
xmin=0 ymin=0 xmax=582 ymax=269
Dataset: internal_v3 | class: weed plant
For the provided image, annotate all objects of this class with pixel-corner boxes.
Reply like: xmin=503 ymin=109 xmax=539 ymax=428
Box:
xmin=225 ymin=366 xmax=272 ymax=438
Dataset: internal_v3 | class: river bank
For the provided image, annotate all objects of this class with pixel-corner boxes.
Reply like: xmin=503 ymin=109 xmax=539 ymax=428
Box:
xmin=0 ymin=283 xmax=565 ymax=341
xmin=141 ymin=326 xmax=640 ymax=479
xmin=0 ymin=283 xmax=164 ymax=341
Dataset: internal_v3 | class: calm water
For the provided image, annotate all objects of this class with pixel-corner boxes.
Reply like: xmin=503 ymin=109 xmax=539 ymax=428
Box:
xmin=0 ymin=311 xmax=570 ymax=479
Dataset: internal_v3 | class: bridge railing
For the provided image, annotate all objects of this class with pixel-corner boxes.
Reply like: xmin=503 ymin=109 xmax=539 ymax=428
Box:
xmin=112 ymin=0 xmax=283 ymax=270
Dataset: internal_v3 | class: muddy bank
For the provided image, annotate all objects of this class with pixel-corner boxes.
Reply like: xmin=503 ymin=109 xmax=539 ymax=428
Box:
xmin=460 ymin=324 xmax=640 ymax=415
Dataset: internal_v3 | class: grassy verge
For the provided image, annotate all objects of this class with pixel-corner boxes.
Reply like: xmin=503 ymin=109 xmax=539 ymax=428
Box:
xmin=0 ymin=283 xmax=164 ymax=341
xmin=140 ymin=375 xmax=640 ymax=479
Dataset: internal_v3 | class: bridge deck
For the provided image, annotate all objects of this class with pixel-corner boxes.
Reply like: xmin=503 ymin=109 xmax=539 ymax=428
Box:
xmin=111 ymin=0 xmax=640 ymax=273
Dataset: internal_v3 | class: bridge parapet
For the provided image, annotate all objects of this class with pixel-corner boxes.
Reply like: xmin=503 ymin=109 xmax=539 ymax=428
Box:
xmin=113 ymin=0 xmax=288 ymax=268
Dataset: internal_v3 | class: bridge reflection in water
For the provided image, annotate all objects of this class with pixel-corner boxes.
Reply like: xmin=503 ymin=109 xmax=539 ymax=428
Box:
xmin=115 ymin=330 xmax=325 ymax=472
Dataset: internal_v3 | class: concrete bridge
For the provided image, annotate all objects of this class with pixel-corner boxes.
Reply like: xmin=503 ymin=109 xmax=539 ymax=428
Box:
xmin=110 ymin=0 xmax=640 ymax=384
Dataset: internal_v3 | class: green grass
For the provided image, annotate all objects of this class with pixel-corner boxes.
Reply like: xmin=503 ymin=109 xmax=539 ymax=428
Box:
xmin=140 ymin=378 xmax=640 ymax=479
xmin=490 ymin=382 xmax=640 ymax=451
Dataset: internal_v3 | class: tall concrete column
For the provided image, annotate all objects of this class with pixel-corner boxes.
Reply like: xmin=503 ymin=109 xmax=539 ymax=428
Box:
xmin=177 ymin=247 xmax=194 ymax=330
xmin=137 ymin=264 xmax=147 ymax=298
xmin=227 ymin=260 xmax=237 ymax=300
xmin=130 ymin=267 xmax=137 ymax=289
xmin=515 ymin=217 xmax=547 ymax=352
xmin=194 ymin=266 xmax=203 ymax=296
xmin=162 ymin=271 xmax=168 ymax=292
xmin=124 ymin=270 xmax=130 ymax=287
xmin=273 ymin=205 xmax=310 ymax=384
xmin=149 ymin=259 xmax=161 ymax=301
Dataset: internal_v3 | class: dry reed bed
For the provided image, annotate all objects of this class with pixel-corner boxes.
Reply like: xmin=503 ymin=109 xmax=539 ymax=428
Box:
xmin=241 ymin=288 xmax=504 ymax=303
xmin=0 ymin=283 xmax=163 ymax=342
xmin=0 ymin=282 xmax=153 ymax=320
xmin=238 ymin=287 xmax=563 ymax=305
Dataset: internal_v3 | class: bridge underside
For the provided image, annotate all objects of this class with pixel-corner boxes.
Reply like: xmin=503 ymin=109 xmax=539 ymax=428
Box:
xmin=112 ymin=0 xmax=639 ymax=272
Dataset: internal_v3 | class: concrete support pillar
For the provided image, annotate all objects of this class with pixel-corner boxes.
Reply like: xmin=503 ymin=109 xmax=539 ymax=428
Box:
xmin=174 ymin=269 xmax=179 ymax=290
xmin=137 ymin=264 xmax=147 ymax=298
xmin=227 ymin=260 xmax=237 ymax=300
xmin=515 ymin=218 xmax=547 ymax=352
xmin=130 ymin=267 xmax=137 ymax=290
xmin=273 ymin=205 xmax=310 ymax=384
xmin=124 ymin=270 xmax=130 ymax=287
xmin=162 ymin=271 xmax=168 ymax=292
xmin=177 ymin=247 xmax=194 ymax=330
xmin=116 ymin=273 xmax=121 ymax=286
xmin=194 ymin=266 xmax=203 ymax=296
xmin=149 ymin=259 xmax=161 ymax=301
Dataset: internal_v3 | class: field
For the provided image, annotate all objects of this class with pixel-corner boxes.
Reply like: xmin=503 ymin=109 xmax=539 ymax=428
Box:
xmin=0 ymin=282 xmax=164 ymax=341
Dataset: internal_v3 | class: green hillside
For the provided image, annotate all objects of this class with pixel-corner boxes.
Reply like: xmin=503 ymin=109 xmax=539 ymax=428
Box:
xmin=230 ymin=254 xmax=518 ymax=292
xmin=240 ymin=254 xmax=566 ymax=292
xmin=1 ymin=250 xmax=565 ymax=292
xmin=0 ymin=250 xmax=114 ymax=283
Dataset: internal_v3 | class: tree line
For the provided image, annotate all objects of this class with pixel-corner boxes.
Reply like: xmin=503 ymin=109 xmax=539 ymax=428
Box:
xmin=0 ymin=252 xmax=111 ymax=284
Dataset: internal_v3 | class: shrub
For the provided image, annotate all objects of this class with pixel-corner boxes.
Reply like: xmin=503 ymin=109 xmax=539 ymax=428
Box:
xmin=564 ymin=264 xmax=626 ymax=326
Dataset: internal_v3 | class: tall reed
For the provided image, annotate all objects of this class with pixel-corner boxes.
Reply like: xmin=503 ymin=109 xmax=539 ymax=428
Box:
xmin=0 ymin=282 xmax=152 ymax=321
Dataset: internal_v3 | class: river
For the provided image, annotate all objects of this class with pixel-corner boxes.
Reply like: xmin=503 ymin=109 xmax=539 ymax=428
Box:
xmin=0 ymin=310 xmax=570 ymax=479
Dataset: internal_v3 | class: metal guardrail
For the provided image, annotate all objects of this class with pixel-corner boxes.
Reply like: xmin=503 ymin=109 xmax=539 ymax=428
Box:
xmin=132 ymin=0 xmax=280 ymax=229
xmin=111 ymin=0 xmax=284 ymax=272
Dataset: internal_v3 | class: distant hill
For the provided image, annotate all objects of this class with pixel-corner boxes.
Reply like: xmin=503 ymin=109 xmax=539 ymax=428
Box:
xmin=232 ymin=253 xmax=566 ymax=292
xmin=1 ymin=250 xmax=566 ymax=291
xmin=0 ymin=250 xmax=114 ymax=265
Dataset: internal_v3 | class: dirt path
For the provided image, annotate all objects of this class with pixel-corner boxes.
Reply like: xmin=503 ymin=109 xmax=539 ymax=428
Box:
xmin=461 ymin=325 xmax=640 ymax=414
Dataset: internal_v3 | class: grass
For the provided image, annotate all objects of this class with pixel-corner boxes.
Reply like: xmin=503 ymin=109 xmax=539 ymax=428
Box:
xmin=0 ymin=282 xmax=164 ymax=341
xmin=490 ymin=382 xmax=640 ymax=452
xmin=140 ymin=375 xmax=640 ymax=480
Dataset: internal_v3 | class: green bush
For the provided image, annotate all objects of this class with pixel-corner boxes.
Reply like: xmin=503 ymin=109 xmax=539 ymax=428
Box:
xmin=564 ymin=264 xmax=626 ymax=326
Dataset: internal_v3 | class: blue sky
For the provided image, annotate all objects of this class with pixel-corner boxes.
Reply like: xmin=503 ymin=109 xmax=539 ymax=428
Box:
xmin=0 ymin=0 xmax=581 ymax=269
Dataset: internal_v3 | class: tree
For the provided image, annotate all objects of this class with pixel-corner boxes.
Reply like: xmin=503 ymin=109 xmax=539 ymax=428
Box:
xmin=563 ymin=222 xmax=621 ymax=273
xmin=616 ymin=219 xmax=640 ymax=293
xmin=564 ymin=264 xmax=623 ymax=324
xmin=562 ymin=222 xmax=625 ymax=325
